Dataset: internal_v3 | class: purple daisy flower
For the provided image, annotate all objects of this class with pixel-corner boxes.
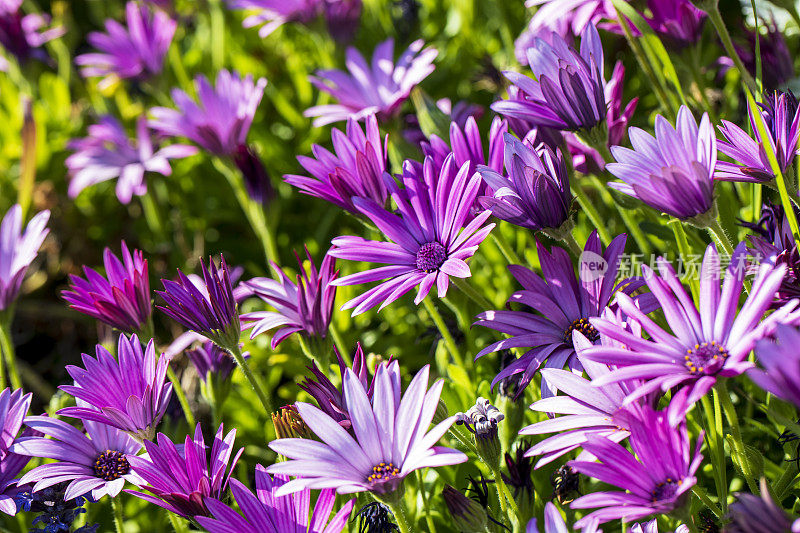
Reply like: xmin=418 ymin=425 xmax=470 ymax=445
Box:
xmin=569 ymin=407 xmax=703 ymax=527
xmin=196 ymin=465 xmax=355 ymax=533
xmin=157 ymin=255 xmax=241 ymax=352
xmin=523 ymin=0 xmax=614 ymax=39
xmin=61 ymin=241 xmax=151 ymax=335
xmin=305 ymin=38 xmax=437 ymax=127
xmin=0 ymin=387 xmax=32 ymax=516
xmin=525 ymin=501 xmax=600 ymax=533
xmin=58 ymin=334 xmax=172 ymax=442
xmin=75 ymin=2 xmax=176 ymax=90
xmin=606 ymin=105 xmax=716 ymax=220
xmin=10 ymin=416 xmax=141 ymax=501
xmin=283 ymin=114 xmax=389 ymax=215
xmin=475 ymin=232 xmax=650 ymax=398
xmin=644 ymin=0 xmax=706 ymax=50
xmin=717 ymin=90 xmax=800 ymax=184
xmin=185 ymin=340 xmax=236 ymax=384
xmin=477 ymin=133 xmax=572 ymax=233
xmin=0 ymin=0 xmax=64 ymax=68
xmin=225 ymin=0 xmax=321 ymax=37
xmin=0 ymin=204 xmax=49 ymax=312
xmin=738 ymin=19 xmax=794 ymax=91
xmin=421 ymin=116 xmax=507 ymax=181
xmin=749 ymin=324 xmax=800 ymax=408
xmin=329 ymin=155 xmax=494 ymax=315
xmin=298 ymin=343 xmax=395 ymax=431
xmin=66 ymin=116 xmax=197 ymax=204
xmin=267 ymin=364 xmax=467 ymax=495
xmin=582 ymin=242 xmax=800 ymax=408
xmin=126 ymin=423 xmax=243 ymax=518
xmin=149 ymin=70 xmax=267 ymax=157
xmin=493 ymin=24 xmax=606 ymax=132
xmin=238 ymin=248 xmax=338 ymax=349
xmin=725 ymin=479 xmax=800 ymax=533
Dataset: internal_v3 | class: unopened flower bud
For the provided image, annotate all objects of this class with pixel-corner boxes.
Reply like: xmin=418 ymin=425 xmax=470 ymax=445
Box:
xmin=456 ymin=397 xmax=504 ymax=466
xmin=443 ymin=485 xmax=487 ymax=533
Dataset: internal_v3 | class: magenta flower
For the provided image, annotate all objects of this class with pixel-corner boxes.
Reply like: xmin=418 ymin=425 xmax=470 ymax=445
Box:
xmin=717 ymin=91 xmax=800 ymax=184
xmin=58 ymin=334 xmax=173 ymax=441
xmin=185 ymin=341 xmax=237 ymax=384
xmin=477 ymin=133 xmax=571 ymax=232
xmin=75 ymin=2 xmax=175 ymax=89
xmin=738 ymin=19 xmax=794 ymax=91
xmin=606 ymin=105 xmax=716 ymax=220
xmin=11 ymin=416 xmax=141 ymax=501
xmin=329 ymin=155 xmax=494 ymax=315
xmin=750 ymin=324 xmax=800 ymax=408
xmin=523 ymin=0 xmax=614 ymax=39
xmin=196 ymin=465 xmax=355 ymax=533
xmin=283 ymin=114 xmax=389 ymax=214
xmin=62 ymin=241 xmax=151 ymax=335
xmin=403 ymin=98 xmax=484 ymax=146
xmin=0 ymin=0 xmax=64 ymax=68
xmin=267 ymin=364 xmax=466 ymax=495
xmin=582 ymin=243 xmax=800 ymax=408
xmin=0 ymin=387 xmax=32 ymax=516
xmin=305 ymin=38 xmax=437 ymax=126
xmin=526 ymin=501 xmax=599 ymax=533
xmin=644 ymin=0 xmax=705 ymax=50
xmin=238 ymin=248 xmax=338 ymax=349
xmin=149 ymin=70 xmax=266 ymax=157
xmin=127 ymin=424 xmax=243 ymax=518
xmin=493 ymin=24 xmax=606 ymax=131
xmin=475 ymin=232 xmax=651 ymax=398
xmin=157 ymin=256 xmax=241 ymax=352
xmin=225 ymin=0 xmax=322 ymax=37
xmin=66 ymin=116 xmax=197 ymax=204
xmin=569 ymin=407 xmax=703 ymax=527
xmin=0 ymin=204 xmax=49 ymax=312
xmin=421 ymin=116 xmax=507 ymax=180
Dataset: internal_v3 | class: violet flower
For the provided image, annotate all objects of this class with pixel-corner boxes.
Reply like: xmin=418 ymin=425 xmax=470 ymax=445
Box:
xmin=569 ymin=407 xmax=703 ymax=526
xmin=149 ymin=70 xmax=266 ymax=157
xmin=526 ymin=501 xmax=599 ymax=533
xmin=0 ymin=387 xmax=32 ymax=516
xmin=61 ymin=241 xmax=151 ymax=335
xmin=750 ymin=324 xmax=800 ymax=408
xmin=157 ymin=255 xmax=241 ymax=352
xmin=305 ymin=38 xmax=437 ymax=126
xmin=0 ymin=204 xmax=49 ymax=312
xmin=725 ymin=479 xmax=800 ymax=533
xmin=522 ymin=0 xmax=614 ymax=39
xmin=238 ymin=248 xmax=338 ymax=349
xmin=196 ymin=465 xmax=355 ymax=532
xmin=185 ymin=341 xmax=237 ymax=384
xmin=126 ymin=423 xmax=243 ymax=518
xmin=606 ymin=105 xmax=716 ymax=220
xmin=11 ymin=416 xmax=141 ymax=501
xmin=738 ymin=19 xmax=794 ymax=91
xmin=477 ymin=133 xmax=571 ymax=233
xmin=75 ymin=1 xmax=176 ymax=89
xmin=645 ymin=0 xmax=706 ymax=50
xmin=283 ymin=114 xmax=389 ymax=214
xmin=267 ymin=364 xmax=467 ymax=495
xmin=403 ymin=98 xmax=484 ymax=146
xmin=58 ymin=334 xmax=172 ymax=442
xmin=493 ymin=24 xmax=606 ymax=132
xmin=475 ymin=232 xmax=650 ymax=398
xmin=0 ymin=0 xmax=64 ymax=68
xmin=582 ymin=242 xmax=800 ymax=408
xmin=66 ymin=116 xmax=197 ymax=204
xmin=717 ymin=90 xmax=800 ymax=184
xmin=225 ymin=0 xmax=322 ymax=38
xmin=329 ymin=155 xmax=494 ymax=315
xmin=421 ymin=116 xmax=507 ymax=181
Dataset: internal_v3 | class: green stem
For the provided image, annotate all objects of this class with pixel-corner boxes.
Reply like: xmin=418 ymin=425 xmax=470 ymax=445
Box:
xmin=421 ymin=298 xmax=468 ymax=381
xmin=328 ymin=323 xmax=349 ymax=364
xmin=670 ymin=219 xmax=700 ymax=303
xmin=571 ymin=183 xmax=612 ymax=245
xmin=384 ymin=499 xmax=411 ymax=533
xmin=166 ymin=366 xmax=196 ymax=428
xmin=416 ymin=470 xmax=437 ymax=533
xmin=489 ymin=231 xmax=522 ymax=265
xmin=774 ymin=459 xmax=799 ymax=500
xmin=0 ymin=321 xmax=21 ymax=389
xmin=706 ymin=5 xmax=759 ymax=94
xmin=453 ymin=277 xmax=494 ymax=310
xmin=213 ymin=158 xmax=278 ymax=266
xmin=140 ymin=190 xmax=167 ymax=243
xmin=692 ymin=485 xmax=722 ymax=518
xmin=717 ymin=381 xmax=759 ymax=494
xmin=229 ymin=343 xmax=273 ymax=414
xmin=700 ymin=393 xmax=728 ymax=512
xmin=167 ymin=512 xmax=189 ymax=533
xmin=490 ymin=464 xmax=522 ymax=528
xmin=706 ymin=218 xmax=734 ymax=255
xmin=112 ymin=498 xmax=125 ymax=533
xmin=563 ymin=232 xmax=583 ymax=258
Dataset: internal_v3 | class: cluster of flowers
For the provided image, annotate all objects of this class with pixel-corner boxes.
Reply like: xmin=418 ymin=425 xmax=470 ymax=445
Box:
xmin=3 ymin=0 xmax=800 ymax=531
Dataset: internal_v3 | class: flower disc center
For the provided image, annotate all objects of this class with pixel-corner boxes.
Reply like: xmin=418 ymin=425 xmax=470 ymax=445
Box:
xmin=415 ymin=242 xmax=447 ymax=272
xmin=366 ymin=462 xmax=400 ymax=488
xmin=684 ymin=341 xmax=728 ymax=375
xmin=563 ymin=318 xmax=599 ymax=344
xmin=94 ymin=449 xmax=130 ymax=481
xmin=651 ymin=478 xmax=682 ymax=502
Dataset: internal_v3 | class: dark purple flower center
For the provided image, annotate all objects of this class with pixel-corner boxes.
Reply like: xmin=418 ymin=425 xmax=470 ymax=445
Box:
xmin=684 ymin=341 xmax=729 ymax=375
xmin=94 ymin=450 xmax=130 ymax=481
xmin=415 ymin=242 xmax=447 ymax=272
xmin=366 ymin=462 xmax=400 ymax=484
xmin=651 ymin=478 xmax=682 ymax=502
xmin=563 ymin=318 xmax=600 ymax=344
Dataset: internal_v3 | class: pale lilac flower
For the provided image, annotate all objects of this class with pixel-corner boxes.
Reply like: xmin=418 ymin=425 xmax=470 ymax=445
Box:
xmin=0 ymin=204 xmax=49 ymax=312
xmin=0 ymin=0 xmax=64 ymax=68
